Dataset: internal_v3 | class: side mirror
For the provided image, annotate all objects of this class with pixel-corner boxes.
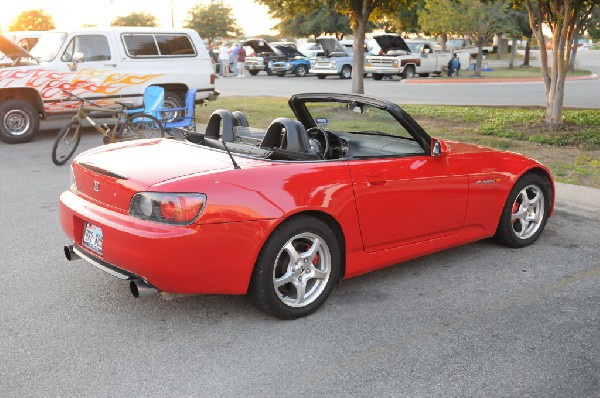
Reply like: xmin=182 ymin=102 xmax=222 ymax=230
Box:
xmin=431 ymin=138 xmax=448 ymax=157
xmin=72 ymin=52 xmax=85 ymax=63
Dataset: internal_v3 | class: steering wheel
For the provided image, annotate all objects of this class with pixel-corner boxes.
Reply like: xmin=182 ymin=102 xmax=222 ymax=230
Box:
xmin=307 ymin=127 xmax=329 ymax=159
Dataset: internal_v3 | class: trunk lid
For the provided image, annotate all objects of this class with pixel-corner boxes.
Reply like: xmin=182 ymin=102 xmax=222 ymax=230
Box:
xmin=72 ymin=139 xmax=258 ymax=212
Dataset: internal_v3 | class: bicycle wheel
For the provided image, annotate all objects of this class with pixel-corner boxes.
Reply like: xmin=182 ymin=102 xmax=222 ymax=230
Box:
xmin=117 ymin=113 xmax=164 ymax=141
xmin=52 ymin=120 xmax=81 ymax=166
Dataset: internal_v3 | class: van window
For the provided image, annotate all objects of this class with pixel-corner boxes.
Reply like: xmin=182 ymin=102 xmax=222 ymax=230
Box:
xmin=122 ymin=33 xmax=196 ymax=57
xmin=61 ymin=35 xmax=111 ymax=62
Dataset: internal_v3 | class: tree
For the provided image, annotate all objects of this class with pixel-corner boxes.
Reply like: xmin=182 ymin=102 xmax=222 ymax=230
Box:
xmin=111 ymin=12 xmax=158 ymax=27
xmin=589 ymin=8 xmax=600 ymax=41
xmin=276 ymin=9 xmax=352 ymax=39
xmin=184 ymin=3 xmax=243 ymax=44
xmin=418 ymin=0 xmax=464 ymax=51
xmin=258 ymin=0 xmax=411 ymax=94
xmin=522 ymin=0 xmax=596 ymax=125
xmin=377 ymin=0 xmax=424 ymax=35
xmin=9 ymin=9 xmax=55 ymax=31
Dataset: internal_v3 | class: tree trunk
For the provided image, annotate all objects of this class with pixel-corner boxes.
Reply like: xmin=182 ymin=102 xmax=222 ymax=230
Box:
xmin=522 ymin=35 xmax=531 ymax=67
xmin=351 ymin=5 xmax=368 ymax=95
xmin=474 ymin=37 xmax=484 ymax=77
xmin=569 ymin=33 xmax=580 ymax=72
xmin=508 ymin=37 xmax=517 ymax=69
xmin=496 ymin=33 xmax=503 ymax=60
xmin=441 ymin=32 xmax=447 ymax=52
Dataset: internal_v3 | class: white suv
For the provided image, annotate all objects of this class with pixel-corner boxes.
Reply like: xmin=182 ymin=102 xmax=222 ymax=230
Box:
xmin=0 ymin=27 xmax=218 ymax=143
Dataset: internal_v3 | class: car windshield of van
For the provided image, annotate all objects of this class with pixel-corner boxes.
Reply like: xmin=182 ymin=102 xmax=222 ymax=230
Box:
xmin=30 ymin=32 xmax=67 ymax=62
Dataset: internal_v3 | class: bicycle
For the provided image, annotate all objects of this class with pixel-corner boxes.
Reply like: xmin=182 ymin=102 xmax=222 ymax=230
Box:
xmin=51 ymin=90 xmax=164 ymax=165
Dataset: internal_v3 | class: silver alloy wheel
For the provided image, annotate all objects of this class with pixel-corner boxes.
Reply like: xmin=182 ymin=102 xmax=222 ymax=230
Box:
xmin=272 ymin=232 xmax=331 ymax=308
xmin=3 ymin=109 xmax=30 ymax=136
xmin=511 ymin=184 xmax=545 ymax=240
xmin=341 ymin=66 xmax=351 ymax=79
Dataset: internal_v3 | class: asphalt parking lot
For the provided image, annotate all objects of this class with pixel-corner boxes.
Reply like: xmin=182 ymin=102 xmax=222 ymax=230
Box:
xmin=1 ymin=128 xmax=599 ymax=397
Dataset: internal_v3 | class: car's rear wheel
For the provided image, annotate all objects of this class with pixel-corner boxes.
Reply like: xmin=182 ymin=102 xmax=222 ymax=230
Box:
xmin=294 ymin=64 xmax=308 ymax=77
xmin=52 ymin=120 xmax=81 ymax=166
xmin=418 ymin=73 xmax=430 ymax=77
xmin=402 ymin=65 xmax=415 ymax=79
xmin=0 ymin=99 xmax=39 ymax=144
xmin=494 ymin=173 xmax=552 ymax=248
xmin=339 ymin=65 xmax=352 ymax=79
xmin=162 ymin=90 xmax=184 ymax=122
xmin=249 ymin=216 xmax=340 ymax=319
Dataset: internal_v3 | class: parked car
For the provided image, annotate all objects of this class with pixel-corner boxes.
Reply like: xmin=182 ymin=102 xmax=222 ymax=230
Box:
xmin=59 ymin=92 xmax=554 ymax=319
xmin=310 ymin=36 xmax=354 ymax=79
xmin=269 ymin=45 xmax=311 ymax=77
xmin=446 ymin=38 xmax=493 ymax=56
xmin=243 ymin=38 xmax=285 ymax=76
xmin=0 ymin=27 xmax=218 ymax=144
xmin=365 ymin=34 xmax=470 ymax=79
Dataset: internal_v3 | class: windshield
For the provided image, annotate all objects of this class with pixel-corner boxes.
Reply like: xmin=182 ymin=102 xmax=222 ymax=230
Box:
xmin=30 ymin=32 xmax=67 ymax=62
xmin=305 ymin=101 xmax=415 ymax=140
xmin=406 ymin=42 xmax=421 ymax=53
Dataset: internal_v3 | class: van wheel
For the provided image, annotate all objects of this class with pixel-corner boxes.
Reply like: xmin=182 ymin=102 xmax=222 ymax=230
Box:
xmin=0 ymin=99 xmax=39 ymax=144
xmin=162 ymin=91 xmax=184 ymax=122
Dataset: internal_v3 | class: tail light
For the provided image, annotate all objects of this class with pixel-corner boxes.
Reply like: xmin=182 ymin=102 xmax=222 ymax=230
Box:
xmin=129 ymin=192 xmax=206 ymax=225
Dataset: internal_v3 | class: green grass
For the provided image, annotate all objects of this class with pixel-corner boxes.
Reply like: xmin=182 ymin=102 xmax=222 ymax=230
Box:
xmin=198 ymin=97 xmax=600 ymax=188
xmin=446 ymin=66 xmax=592 ymax=79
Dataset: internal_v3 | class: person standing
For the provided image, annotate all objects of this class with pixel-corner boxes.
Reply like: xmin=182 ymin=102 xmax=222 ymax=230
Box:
xmin=208 ymin=44 xmax=218 ymax=76
xmin=237 ymin=44 xmax=246 ymax=77
xmin=231 ymin=43 xmax=240 ymax=76
xmin=447 ymin=53 xmax=461 ymax=77
xmin=219 ymin=42 xmax=230 ymax=77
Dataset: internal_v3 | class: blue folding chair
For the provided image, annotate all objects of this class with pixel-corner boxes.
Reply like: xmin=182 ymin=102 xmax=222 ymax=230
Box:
xmin=160 ymin=88 xmax=197 ymax=139
xmin=124 ymin=86 xmax=165 ymax=119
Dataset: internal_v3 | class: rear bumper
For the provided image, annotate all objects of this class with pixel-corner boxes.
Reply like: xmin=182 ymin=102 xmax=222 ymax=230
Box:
xmin=59 ymin=190 xmax=274 ymax=294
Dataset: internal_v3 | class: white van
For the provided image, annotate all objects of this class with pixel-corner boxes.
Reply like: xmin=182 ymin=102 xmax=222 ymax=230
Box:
xmin=0 ymin=27 xmax=218 ymax=143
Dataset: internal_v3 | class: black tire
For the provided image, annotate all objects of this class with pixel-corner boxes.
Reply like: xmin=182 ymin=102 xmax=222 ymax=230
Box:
xmin=276 ymin=72 xmax=286 ymax=77
xmin=494 ymin=173 xmax=552 ymax=248
xmin=0 ymin=99 xmax=39 ymax=144
xmin=52 ymin=120 xmax=81 ymax=166
xmin=266 ymin=67 xmax=275 ymax=76
xmin=294 ymin=64 xmax=308 ymax=77
xmin=162 ymin=90 xmax=184 ymax=122
xmin=316 ymin=74 xmax=326 ymax=80
xmin=339 ymin=65 xmax=352 ymax=79
xmin=418 ymin=73 xmax=430 ymax=77
xmin=118 ymin=113 xmax=164 ymax=141
xmin=402 ymin=65 xmax=415 ymax=79
xmin=372 ymin=73 xmax=384 ymax=81
xmin=249 ymin=70 xmax=259 ymax=76
xmin=249 ymin=216 xmax=341 ymax=319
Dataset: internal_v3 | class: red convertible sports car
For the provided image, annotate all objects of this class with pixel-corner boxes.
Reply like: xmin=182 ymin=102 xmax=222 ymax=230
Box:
xmin=59 ymin=93 xmax=554 ymax=319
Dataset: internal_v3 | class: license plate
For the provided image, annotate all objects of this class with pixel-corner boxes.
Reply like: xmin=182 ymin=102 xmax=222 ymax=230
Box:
xmin=82 ymin=222 xmax=103 ymax=255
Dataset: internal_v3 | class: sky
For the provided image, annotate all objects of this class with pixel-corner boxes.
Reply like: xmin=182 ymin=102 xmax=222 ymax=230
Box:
xmin=0 ymin=0 xmax=277 ymax=36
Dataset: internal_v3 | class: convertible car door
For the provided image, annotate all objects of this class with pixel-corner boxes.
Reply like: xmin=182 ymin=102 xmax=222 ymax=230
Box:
xmin=349 ymin=155 xmax=468 ymax=252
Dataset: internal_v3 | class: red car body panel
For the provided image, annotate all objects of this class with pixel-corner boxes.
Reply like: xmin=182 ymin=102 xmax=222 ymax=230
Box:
xmin=59 ymin=137 xmax=553 ymax=294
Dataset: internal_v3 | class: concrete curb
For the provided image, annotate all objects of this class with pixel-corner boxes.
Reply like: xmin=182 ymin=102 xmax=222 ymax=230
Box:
xmin=554 ymin=182 xmax=600 ymax=215
xmin=402 ymin=73 xmax=599 ymax=84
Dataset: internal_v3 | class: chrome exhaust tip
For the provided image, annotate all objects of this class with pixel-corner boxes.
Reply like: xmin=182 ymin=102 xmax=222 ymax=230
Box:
xmin=64 ymin=245 xmax=80 ymax=261
xmin=130 ymin=279 xmax=158 ymax=298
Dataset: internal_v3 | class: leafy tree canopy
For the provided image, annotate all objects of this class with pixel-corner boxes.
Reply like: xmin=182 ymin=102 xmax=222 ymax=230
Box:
xmin=111 ymin=12 xmax=158 ymax=27
xmin=276 ymin=8 xmax=352 ymax=39
xmin=9 ymin=9 xmax=55 ymax=31
xmin=184 ymin=4 xmax=243 ymax=44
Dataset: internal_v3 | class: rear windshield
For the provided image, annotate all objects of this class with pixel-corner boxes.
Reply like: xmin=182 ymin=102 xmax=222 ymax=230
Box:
xmin=122 ymin=33 xmax=196 ymax=58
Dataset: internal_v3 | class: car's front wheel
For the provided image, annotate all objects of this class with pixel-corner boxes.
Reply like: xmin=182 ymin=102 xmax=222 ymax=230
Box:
xmin=0 ymin=99 xmax=39 ymax=144
xmin=339 ymin=65 xmax=352 ymax=79
xmin=494 ymin=173 xmax=552 ymax=248
xmin=402 ymin=65 xmax=415 ymax=79
xmin=249 ymin=216 xmax=341 ymax=319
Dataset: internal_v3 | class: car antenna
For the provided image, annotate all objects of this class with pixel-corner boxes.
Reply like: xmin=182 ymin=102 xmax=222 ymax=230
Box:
xmin=221 ymin=139 xmax=241 ymax=170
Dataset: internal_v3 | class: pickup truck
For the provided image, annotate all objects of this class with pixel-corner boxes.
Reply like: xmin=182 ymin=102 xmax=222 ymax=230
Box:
xmin=0 ymin=27 xmax=218 ymax=143
xmin=243 ymin=39 xmax=285 ymax=76
xmin=309 ymin=37 xmax=354 ymax=79
xmin=446 ymin=38 xmax=494 ymax=56
xmin=365 ymin=34 xmax=469 ymax=80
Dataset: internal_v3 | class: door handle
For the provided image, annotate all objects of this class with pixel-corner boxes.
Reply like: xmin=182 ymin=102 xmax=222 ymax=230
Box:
xmin=366 ymin=176 xmax=387 ymax=187
xmin=104 ymin=63 xmax=117 ymax=67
